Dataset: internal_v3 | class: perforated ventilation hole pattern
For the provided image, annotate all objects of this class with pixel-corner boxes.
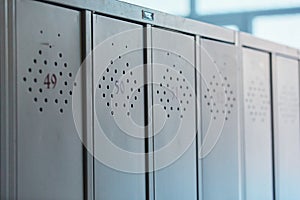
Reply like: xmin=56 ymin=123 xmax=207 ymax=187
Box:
xmin=245 ymin=77 xmax=269 ymax=122
xmin=22 ymin=30 xmax=75 ymax=114
xmin=97 ymin=43 xmax=145 ymax=124
xmin=203 ymin=74 xmax=236 ymax=121
xmin=97 ymin=49 xmax=194 ymax=122
xmin=279 ymin=85 xmax=299 ymax=123
xmin=153 ymin=51 xmax=195 ymax=120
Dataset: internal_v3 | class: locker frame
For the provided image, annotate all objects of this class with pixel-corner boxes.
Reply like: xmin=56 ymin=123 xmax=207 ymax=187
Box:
xmin=240 ymin=32 xmax=298 ymax=58
xmin=1 ymin=0 xmax=18 ymax=199
xmin=81 ymin=10 xmax=94 ymax=200
xmin=36 ymin=0 xmax=235 ymax=43
xmin=195 ymin=35 xmax=202 ymax=200
xmin=144 ymin=24 xmax=155 ymax=200
xmin=235 ymin=32 xmax=245 ymax=200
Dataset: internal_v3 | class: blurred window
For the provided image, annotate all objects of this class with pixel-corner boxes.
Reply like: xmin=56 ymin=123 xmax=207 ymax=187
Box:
xmin=224 ymin=25 xmax=239 ymax=31
xmin=253 ymin=14 xmax=300 ymax=49
xmin=196 ymin=0 xmax=300 ymax=14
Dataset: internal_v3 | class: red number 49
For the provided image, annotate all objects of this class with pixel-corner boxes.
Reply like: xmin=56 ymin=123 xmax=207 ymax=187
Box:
xmin=44 ymin=73 xmax=57 ymax=89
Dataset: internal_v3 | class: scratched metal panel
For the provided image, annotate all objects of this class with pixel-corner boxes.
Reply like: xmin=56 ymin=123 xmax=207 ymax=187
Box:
xmin=152 ymin=27 xmax=197 ymax=200
xmin=16 ymin=1 xmax=83 ymax=199
xmin=274 ymin=55 xmax=300 ymax=200
xmin=93 ymin=15 xmax=146 ymax=200
xmin=200 ymin=39 xmax=240 ymax=200
xmin=242 ymin=48 xmax=273 ymax=200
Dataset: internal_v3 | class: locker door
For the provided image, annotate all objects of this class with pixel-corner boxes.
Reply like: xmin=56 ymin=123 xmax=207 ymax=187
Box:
xmin=200 ymin=39 xmax=240 ymax=200
xmin=273 ymin=56 xmax=300 ymax=200
xmin=93 ymin=15 xmax=146 ymax=200
xmin=16 ymin=1 xmax=83 ymax=199
xmin=151 ymin=28 xmax=197 ymax=200
xmin=242 ymin=48 xmax=273 ymax=200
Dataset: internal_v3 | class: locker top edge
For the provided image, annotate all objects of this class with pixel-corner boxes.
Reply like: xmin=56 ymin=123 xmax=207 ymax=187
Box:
xmin=240 ymin=32 xmax=299 ymax=58
xmin=31 ymin=0 xmax=235 ymax=43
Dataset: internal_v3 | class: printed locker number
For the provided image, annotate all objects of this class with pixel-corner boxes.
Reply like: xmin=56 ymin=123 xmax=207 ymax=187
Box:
xmin=44 ymin=73 xmax=57 ymax=89
xmin=115 ymin=80 xmax=125 ymax=94
xmin=114 ymin=80 xmax=180 ymax=100
xmin=172 ymin=86 xmax=178 ymax=100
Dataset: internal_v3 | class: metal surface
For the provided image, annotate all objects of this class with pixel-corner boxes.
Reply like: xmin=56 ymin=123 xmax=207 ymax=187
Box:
xmin=240 ymin=32 xmax=298 ymax=58
xmin=1 ymin=0 xmax=18 ymax=199
xmin=93 ymin=14 xmax=146 ymax=200
xmin=273 ymin=55 xmax=300 ymax=200
xmin=0 ymin=0 xmax=9 ymax=198
xmin=242 ymin=48 xmax=273 ymax=200
xmin=16 ymin=1 xmax=84 ymax=199
xmin=2 ymin=0 xmax=300 ymax=200
xmin=37 ymin=0 xmax=235 ymax=43
xmin=151 ymin=27 xmax=197 ymax=200
xmin=235 ymin=32 xmax=244 ymax=200
xmin=200 ymin=38 xmax=241 ymax=200
xmin=81 ymin=10 xmax=94 ymax=200
xmin=144 ymin=24 xmax=155 ymax=200
xmin=0 ymin=0 xmax=6 ymax=197
xmin=195 ymin=35 xmax=202 ymax=200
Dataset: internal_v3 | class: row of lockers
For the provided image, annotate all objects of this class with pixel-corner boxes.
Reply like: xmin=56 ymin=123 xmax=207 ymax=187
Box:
xmin=1 ymin=0 xmax=300 ymax=200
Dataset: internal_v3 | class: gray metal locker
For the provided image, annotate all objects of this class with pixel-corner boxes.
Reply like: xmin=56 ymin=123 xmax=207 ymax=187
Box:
xmin=273 ymin=55 xmax=300 ymax=200
xmin=242 ymin=48 xmax=273 ymax=200
xmin=200 ymin=39 xmax=240 ymax=200
xmin=151 ymin=28 xmax=197 ymax=200
xmin=92 ymin=14 xmax=146 ymax=200
xmin=2 ymin=1 xmax=300 ymax=200
xmin=16 ymin=1 xmax=84 ymax=199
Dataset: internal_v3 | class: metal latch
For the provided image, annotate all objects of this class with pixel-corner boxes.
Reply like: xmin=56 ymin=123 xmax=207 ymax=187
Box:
xmin=142 ymin=10 xmax=154 ymax=21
